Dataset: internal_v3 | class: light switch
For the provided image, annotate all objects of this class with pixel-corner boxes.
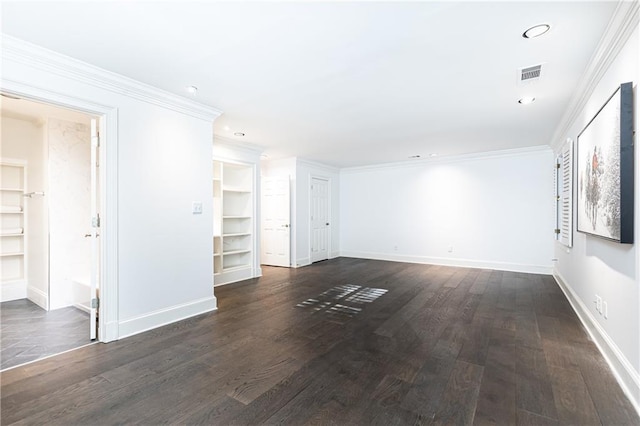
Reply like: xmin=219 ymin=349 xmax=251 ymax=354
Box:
xmin=192 ymin=201 xmax=203 ymax=214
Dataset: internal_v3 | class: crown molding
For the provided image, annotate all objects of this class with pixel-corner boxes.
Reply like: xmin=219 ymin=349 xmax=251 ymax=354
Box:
xmin=1 ymin=34 xmax=223 ymax=122
xmin=341 ymin=145 xmax=552 ymax=174
xmin=549 ymin=1 xmax=639 ymax=151
xmin=213 ymin=135 xmax=264 ymax=155
xmin=297 ymin=157 xmax=341 ymax=174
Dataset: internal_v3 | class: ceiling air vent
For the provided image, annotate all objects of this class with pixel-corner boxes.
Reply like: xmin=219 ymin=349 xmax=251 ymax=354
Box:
xmin=519 ymin=64 xmax=542 ymax=82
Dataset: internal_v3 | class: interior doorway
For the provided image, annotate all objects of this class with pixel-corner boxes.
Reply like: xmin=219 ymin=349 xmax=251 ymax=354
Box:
xmin=0 ymin=95 xmax=100 ymax=370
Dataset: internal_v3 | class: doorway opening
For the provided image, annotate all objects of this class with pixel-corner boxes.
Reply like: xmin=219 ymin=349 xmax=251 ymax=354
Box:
xmin=0 ymin=96 xmax=101 ymax=370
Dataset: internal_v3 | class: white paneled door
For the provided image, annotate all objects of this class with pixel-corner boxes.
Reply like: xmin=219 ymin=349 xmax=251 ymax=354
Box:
xmin=261 ymin=176 xmax=290 ymax=267
xmin=89 ymin=119 xmax=100 ymax=340
xmin=310 ymin=177 xmax=329 ymax=263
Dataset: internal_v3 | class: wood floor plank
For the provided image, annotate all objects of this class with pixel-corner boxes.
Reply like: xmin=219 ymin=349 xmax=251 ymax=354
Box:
xmin=548 ymin=365 xmax=600 ymax=425
xmin=1 ymin=259 xmax=637 ymax=426
xmin=431 ymin=359 xmax=484 ymax=425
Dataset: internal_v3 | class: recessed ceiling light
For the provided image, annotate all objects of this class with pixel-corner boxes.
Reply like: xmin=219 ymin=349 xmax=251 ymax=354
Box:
xmin=523 ymin=24 xmax=550 ymax=39
xmin=185 ymin=85 xmax=198 ymax=95
xmin=234 ymin=132 xmax=245 ymax=137
xmin=518 ymin=96 xmax=536 ymax=105
xmin=429 ymin=153 xmax=438 ymax=158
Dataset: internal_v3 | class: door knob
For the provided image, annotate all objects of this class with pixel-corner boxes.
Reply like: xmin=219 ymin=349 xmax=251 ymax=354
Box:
xmin=326 ymin=222 xmax=330 ymax=226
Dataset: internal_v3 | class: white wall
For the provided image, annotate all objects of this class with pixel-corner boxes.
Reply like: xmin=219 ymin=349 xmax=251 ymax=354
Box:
xmin=47 ymin=118 xmax=92 ymax=310
xmin=3 ymin=36 xmax=220 ymax=339
xmin=553 ymin=24 xmax=639 ymax=408
xmin=340 ymin=148 xmax=555 ymax=274
xmin=1 ymin=115 xmax=46 ymax=305
xmin=262 ymin=157 xmax=340 ymax=267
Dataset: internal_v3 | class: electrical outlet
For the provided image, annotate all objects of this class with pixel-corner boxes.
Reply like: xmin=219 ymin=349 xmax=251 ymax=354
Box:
xmin=192 ymin=201 xmax=203 ymax=214
xmin=595 ymin=295 xmax=602 ymax=314
xmin=603 ymin=301 xmax=608 ymax=319
xmin=393 ymin=245 xmax=398 ymax=251
xmin=447 ymin=245 xmax=454 ymax=253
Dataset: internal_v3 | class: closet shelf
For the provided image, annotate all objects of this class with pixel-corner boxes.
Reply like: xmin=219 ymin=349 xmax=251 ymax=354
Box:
xmin=1 ymin=233 xmax=24 ymax=237
xmin=0 ymin=188 xmax=24 ymax=192
xmin=222 ymin=249 xmax=251 ymax=256
xmin=223 ymin=233 xmax=250 ymax=238
xmin=222 ymin=187 xmax=251 ymax=193
xmin=0 ymin=252 xmax=24 ymax=257
xmin=223 ymin=264 xmax=251 ymax=273
xmin=223 ymin=216 xmax=251 ymax=219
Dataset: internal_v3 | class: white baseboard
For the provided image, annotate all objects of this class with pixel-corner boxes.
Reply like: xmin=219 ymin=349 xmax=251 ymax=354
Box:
xmin=1 ymin=280 xmax=27 ymax=302
xmin=553 ymin=272 xmax=640 ymax=416
xmin=339 ymin=251 xmax=552 ymax=275
xmin=102 ymin=320 xmax=119 ymax=343
xmin=27 ymin=286 xmax=48 ymax=310
xmin=295 ymin=257 xmax=311 ymax=268
xmin=118 ymin=296 xmax=218 ymax=339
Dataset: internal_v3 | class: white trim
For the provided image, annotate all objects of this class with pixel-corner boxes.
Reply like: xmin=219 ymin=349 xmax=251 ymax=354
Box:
xmin=118 ymin=296 xmax=218 ymax=339
xmin=0 ymin=280 xmax=28 ymax=302
xmin=298 ymin=157 xmax=340 ymax=174
xmin=340 ymin=251 xmax=552 ymax=275
xmin=27 ymin=285 xmax=47 ymax=310
xmin=295 ymin=257 xmax=311 ymax=268
xmin=99 ymin=110 xmax=119 ymax=343
xmin=2 ymin=35 xmax=222 ymax=122
xmin=341 ymin=145 xmax=552 ymax=174
xmin=553 ymin=272 xmax=640 ymax=416
xmin=214 ymin=136 xmax=264 ymax=157
xmin=550 ymin=1 xmax=640 ymax=151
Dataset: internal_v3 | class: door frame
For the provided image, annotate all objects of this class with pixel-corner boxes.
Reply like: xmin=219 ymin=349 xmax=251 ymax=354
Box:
xmin=309 ymin=175 xmax=331 ymax=263
xmin=1 ymin=80 xmax=119 ymax=343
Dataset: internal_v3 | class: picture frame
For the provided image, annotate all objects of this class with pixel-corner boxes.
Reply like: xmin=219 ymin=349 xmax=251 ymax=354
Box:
xmin=576 ymin=82 xmax=634 ymax=243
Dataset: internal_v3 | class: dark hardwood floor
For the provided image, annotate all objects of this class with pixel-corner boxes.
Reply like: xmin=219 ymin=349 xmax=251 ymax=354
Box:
xmin=1 ymin=258 xmax=638 ymax=425
xmin=0 ymin=299 xmax=91 ymax=371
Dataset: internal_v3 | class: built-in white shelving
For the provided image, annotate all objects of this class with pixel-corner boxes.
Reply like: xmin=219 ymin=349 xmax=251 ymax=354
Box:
xmin=1 ymin=162 xmax=27 ymax=296
xmin=213 ymin=160 xmax=255 ymax=286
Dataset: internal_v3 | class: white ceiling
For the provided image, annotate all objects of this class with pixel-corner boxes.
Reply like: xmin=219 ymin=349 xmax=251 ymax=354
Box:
xmin=1 ymin=1 xmax=617 ymax=167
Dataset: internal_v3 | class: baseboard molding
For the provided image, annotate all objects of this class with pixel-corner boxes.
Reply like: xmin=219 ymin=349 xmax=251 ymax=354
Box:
xmin=118 ymin=296 xmax=218 ymax=339
xmin=27 ymin=286 xmax=48 ymax=310
xmin=553 ymin=271 xmax=640 ymax=415
xmin=0 ymin=280 xmax=27 ymax=302
xmin=339 ymin=251 xmax=552 ymax=275
xmin=103 ymin=320 xmax=119 ymax=343
xmin=295 ymin=257 xmax=311 ymax=268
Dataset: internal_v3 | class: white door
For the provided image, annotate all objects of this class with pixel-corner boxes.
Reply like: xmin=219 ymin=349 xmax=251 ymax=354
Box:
xmin=310 ymin=177 xmax=329 ymax=263
xmin=261 ymin=177 xmax=290 ymax=267
xmin=89 ymin=119 xmax=100 ymax=340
